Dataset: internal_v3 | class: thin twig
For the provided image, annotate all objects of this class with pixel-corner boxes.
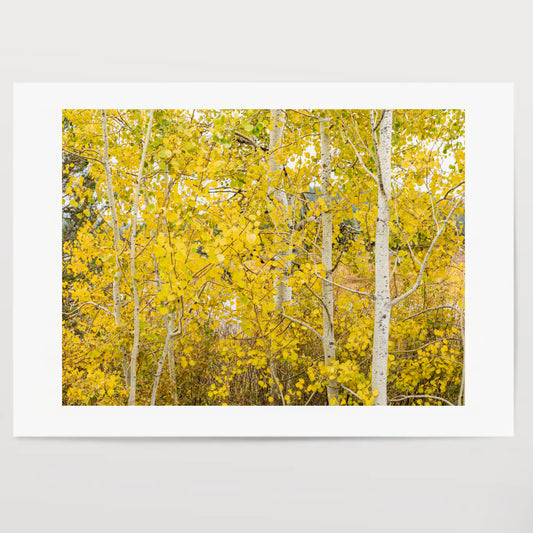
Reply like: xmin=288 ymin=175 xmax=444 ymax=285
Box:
xmin=389 ymin=394 xmax=455 ymax=406
xmin=282 ymin=313 xmax=323 ymax=341
xmin=339 ymin=384 xmax=364 ymax=404
xmin=390 ymin=196 xmax=464 ymax=308
xmin=314 ymin=274 xmax=374 ymax=299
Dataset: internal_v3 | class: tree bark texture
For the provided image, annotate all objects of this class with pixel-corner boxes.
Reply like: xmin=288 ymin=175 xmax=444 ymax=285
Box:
xmin=128 ymin=110 xmax=154 ymax=406
xmin=268 ymin=109 xmax=292 ymax=312
xmin=320 ymin=114 xmax=339 ymax=405
xmin=150 ymin=314 xmax=175 ymax=406
xmin=371 ymin=110 xmax=393 ymax=406
xmin=101 ymin=110 xmax=122 ymax=326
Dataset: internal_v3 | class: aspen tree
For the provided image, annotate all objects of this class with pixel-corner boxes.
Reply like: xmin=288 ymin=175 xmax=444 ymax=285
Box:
xmin=128 ymin=110 xmax=154 ymax=406
xmin=320 ymin=113 xmax=339 ymax=405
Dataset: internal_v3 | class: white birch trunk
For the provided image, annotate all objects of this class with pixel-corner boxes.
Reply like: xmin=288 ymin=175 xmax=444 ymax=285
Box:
xmin=127 ymin=110 xmax=154 ymax=406
xmin=457 ymin=306 xmax=465 ymax=406
xmin=320 ymin=115 xmax=339 ymax=405
xmin=150 ymin=314 xmax=175 ymax=406
xmin=268 ymin=109 xmax=288 ymax=208
xmin=371 ymin=110 xmax=393 ymax=406
xmin=100 ymin=110 xmax=122 ymax=326
xmin=267 ymin=109 xmax=292 ymax=311
xmin=152 ymin=256 xmax=179 ymax=405
xmin=168 ymin=343 xmax=178 ymax=404
xmin=101 ymin=110 xmax=131 ymax=386
xmin=266 ymin=110 xmax=290 ymax=404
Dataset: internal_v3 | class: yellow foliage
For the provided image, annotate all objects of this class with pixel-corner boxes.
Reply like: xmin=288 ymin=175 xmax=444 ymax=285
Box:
xmin=62 ymin=108 xmax=464 ymax=407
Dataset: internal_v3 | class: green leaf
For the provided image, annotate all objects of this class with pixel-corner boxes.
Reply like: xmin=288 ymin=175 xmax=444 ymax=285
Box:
xmin=182 ymin=141 xmax=196 ymax=153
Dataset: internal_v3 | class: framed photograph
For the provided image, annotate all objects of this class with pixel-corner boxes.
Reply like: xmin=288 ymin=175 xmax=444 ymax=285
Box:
xmin=13 ymin=83 xmax=514 ymax=436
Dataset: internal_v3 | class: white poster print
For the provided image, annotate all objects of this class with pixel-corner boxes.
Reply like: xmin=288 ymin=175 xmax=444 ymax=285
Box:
xmin=13 ymin=83 xmax=513 ymax=436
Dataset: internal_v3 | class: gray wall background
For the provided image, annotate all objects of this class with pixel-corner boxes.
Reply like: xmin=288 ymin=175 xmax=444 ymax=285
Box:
xmin=1 ymin=1 xmax=530 ymax=531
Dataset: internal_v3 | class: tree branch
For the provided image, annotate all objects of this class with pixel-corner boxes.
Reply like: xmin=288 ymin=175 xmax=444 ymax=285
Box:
xmin=65 ymin=301 xmax=114 ymax=318
xmin=437 ymin=180 xmax=465 ymax=204
xmin=334 ymin=115 xmax=378 ymax=185
xmin=282 ymin=313 xmax=323 ymax=341
xmin=399 ymin=305 xmax=461 ymax=322
xmin=339 ymin=384 xmax=364 ymax=404
xmin=389 ymin=394 xmax=455 ymax=406
xmin=269 ymin=362 xmax=286 ymax=406
xmin=303 ymin=282 xmax=332 ymax=325
xmin=314 ymin=273 xmax=374 ymax=299
xmin=390 ymin=196 xmax=463 ymax=308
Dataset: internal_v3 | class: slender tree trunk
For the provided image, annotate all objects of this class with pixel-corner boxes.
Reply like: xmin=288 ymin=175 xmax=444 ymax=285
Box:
xmin=153 ymin=256 xmax=179 ymax=405
xmin=371 ymin=110 xmax=393 ymax=406
xmin=101 ymin=110 xmax=122 ymax=326
xmin=168 ymin=344 xmax=178 ymax=404
xmin=157 ymin=175 xmax=179 ymax=404
xmin=320 ymin=114 xmax=339 ymax=405
xmin=128 ymin=110 xmax=154 ymax=406
xmin=101 ymin=110 xmax=131 ymax=386
xmin=457 ymin=305 xmax=465 ymax=406
xmin=267 ymin=109 xmax=291 ymax=312
xmin=268 ymin=109 xmax=288 ymax=208
xmin=150 ymin=314 xmax=175 ymax=406
xmin=267 ymin=110 xmax=290 ymax=404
